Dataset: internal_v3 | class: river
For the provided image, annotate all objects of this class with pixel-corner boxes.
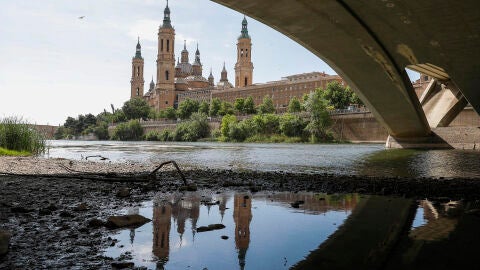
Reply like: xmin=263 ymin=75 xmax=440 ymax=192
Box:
xmin=45 ymin=140 xmax=480 ymax=178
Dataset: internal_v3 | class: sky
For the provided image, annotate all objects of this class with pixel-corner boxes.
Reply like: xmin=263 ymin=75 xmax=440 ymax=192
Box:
xmin=0 ymin=0 xmax=420 ymax=126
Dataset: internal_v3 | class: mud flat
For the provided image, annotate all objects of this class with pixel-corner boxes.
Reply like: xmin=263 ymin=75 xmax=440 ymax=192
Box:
xmin=1 ymin=157 xmax=480 ymax=268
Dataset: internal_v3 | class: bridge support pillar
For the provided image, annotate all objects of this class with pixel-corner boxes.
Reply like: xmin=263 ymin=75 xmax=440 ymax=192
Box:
xmin=385 ymin=135 xmax=453 ymax=149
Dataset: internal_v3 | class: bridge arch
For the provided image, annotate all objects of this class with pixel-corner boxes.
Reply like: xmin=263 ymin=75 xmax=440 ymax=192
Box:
xmin=211 ymin=0 xmax=480 ymax=139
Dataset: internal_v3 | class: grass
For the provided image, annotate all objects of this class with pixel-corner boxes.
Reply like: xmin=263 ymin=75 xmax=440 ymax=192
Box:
xmin=0 ymin=116 xmax=47 ymax=156
xmin=0 ymin=147 xmax=31 ymax=156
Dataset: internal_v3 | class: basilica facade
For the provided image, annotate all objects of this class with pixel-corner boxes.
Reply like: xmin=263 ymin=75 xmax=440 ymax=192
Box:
xmin=130 ymin=1 xmax=343 ymax=112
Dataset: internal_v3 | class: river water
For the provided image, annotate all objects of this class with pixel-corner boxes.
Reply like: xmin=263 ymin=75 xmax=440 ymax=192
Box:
xmin=45 ymin=140 xmax=480 ymax=178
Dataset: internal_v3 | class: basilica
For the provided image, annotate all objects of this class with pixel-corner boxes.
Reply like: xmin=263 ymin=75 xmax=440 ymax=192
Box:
xmin=130 ymin=1 xmax=249 ymax=111
xmin=130 ymin=1 xmax=343 ymax=112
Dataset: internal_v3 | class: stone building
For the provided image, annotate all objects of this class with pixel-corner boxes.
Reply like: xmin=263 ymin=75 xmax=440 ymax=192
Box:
xmin=130 ymin=1 xmax=345 ymax=112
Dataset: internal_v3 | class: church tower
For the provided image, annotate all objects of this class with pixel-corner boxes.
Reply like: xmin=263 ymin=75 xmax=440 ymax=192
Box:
xmin=156 ymin=0 xmax=176 ymax=110
xmin=235 ymin=16 xmax=254 ymax=87
xmin=131 ymin=37 xmax=145 ymax=99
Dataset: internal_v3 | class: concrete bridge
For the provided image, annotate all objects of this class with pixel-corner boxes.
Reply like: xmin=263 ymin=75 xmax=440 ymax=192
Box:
xmin=211 ymin=0 xmax=480 ymax=148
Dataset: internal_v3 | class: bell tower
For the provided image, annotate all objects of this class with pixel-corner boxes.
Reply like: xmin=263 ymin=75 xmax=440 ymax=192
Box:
xmin=130 ymin=37 xmax=145 ymax=99
xmin=156 ymin=0 xmax=176 ymax=109
xmin=235 ymin=16 xmax=254 ymax=87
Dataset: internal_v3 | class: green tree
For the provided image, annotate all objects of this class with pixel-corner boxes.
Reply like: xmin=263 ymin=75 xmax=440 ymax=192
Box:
xmin=234 ymin=98 xmax=245 ymax=114
xmin=257 ymin=95 xmax=275 ymax=114
xmin=304 ymin=90 xmax=332 ymax=141
xmin=209 ymin=98 xmax=222 ymax=116
xmin=94 ymin=122 xmax=110 ymax=140
xmin=321 ymin=81 xmax=352 ymax=109
xmin=111 ymin=120 xmax=143 ymax=141
xmin=349 ymin=88 xmax=364 ymax=106
xmin=112 ymin=109 xmax=127 ymax=123
xmin=199 ymin=101 xmax=210 ymax=115
xmin=287 ymin=97 xmax=302 ymax=113
xmin=177 ymin=98 xmax=200 ymax=120
xmin=220 ymin=114 xmax=237 ymax=138
xmin=243 ymin=96 xmax=256 ymax=114
xmin=163 ymin=107 xmax=177 ymax=120
xmin=122 ymin=98 xmax=151 ymax=120
xmin=279 ymin=113 xmax=306 ymax=137
xmin=219 ymin=101 xmax=235 ymax=116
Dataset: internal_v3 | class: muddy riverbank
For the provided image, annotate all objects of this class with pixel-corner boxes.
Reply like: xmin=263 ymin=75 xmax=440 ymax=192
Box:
xmin=1 ymin=157 xmax=480 ymax=268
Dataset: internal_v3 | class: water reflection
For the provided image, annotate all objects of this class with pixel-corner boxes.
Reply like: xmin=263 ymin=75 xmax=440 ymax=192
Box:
xmin=105 ymin=192 xmax=357 ymax=269
xmin=105 ymin=193 xmax=480 ymax=269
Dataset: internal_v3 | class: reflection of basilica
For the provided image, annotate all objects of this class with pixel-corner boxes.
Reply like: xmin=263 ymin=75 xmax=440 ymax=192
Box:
xmin=234 ymin=195 xmax=253 ymax=270
xmin=150 ymin=192 xmax=356 ymax=269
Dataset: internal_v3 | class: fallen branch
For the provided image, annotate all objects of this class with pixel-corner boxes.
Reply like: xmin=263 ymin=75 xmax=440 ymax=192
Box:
xmin=149 ymin=160 xmax=187 ymax=185
xmin=85 ymin=155 xmax=109 ymax=161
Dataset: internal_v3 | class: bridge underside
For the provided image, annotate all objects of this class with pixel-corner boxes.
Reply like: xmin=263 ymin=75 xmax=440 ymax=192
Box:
xmin=211 ymin=0 xmax=480 ymax=141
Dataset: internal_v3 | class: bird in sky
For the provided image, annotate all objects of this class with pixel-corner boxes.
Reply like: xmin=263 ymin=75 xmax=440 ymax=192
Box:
xmin=78 ymin=16 xmax=85 ymax=19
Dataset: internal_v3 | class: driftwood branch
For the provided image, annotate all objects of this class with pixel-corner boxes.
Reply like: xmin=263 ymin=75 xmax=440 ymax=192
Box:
xmin=0 ymin=160 xmax=188 ymax=185
xmin=84 ymin=155 xmax=109 ymax=161
xmin=149 ymin=160 xmax=187 ymax=185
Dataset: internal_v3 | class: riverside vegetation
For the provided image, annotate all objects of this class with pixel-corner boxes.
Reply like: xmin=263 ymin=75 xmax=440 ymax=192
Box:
xmin=0 ymin=117 xmax=47 ymax=156
xmin=54 ymin=81 xmax=362 ymax=143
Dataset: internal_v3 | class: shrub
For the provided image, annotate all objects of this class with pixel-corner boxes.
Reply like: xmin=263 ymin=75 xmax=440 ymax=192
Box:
xmin=111 ymin=120 xmax=143 ymax=141
xmin=172 ymin=113 xmax=209 ymax=142
xmin=0 ymin=116 xmax=46 ymax=155
xmin=145 ymin=130 xmax=161 ymax=141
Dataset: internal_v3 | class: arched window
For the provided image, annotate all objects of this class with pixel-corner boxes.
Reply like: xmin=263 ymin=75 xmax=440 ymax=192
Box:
xmin=136 ymin=88 xmax=139 ymax=96
xmin=161 ymin=39 xmax=164 ymax=51
xmin=136 ymin=67 xmax=140 ymax=77
xmin=165 ymin=70 xmax=169 ymax=81
xmin=241 ymin=49 xmax=244 ymax=56
xmin=167 ymin=40 xmax=170 ymax=52
xmin=244 ymin=77 xmax=248 ymax=86
xmin=246 ymin=49 xmax=248 ymax=57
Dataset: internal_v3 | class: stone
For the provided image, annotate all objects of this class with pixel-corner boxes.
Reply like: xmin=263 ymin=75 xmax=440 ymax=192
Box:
xmin=11 ymin=206 xmax=33 ymax=213
xmin=75 ymin=203 xmax=88 ymax=211
xmin=88 ymin=218 xmax=105 ymax=228
xmin=179 ymin=184 xmax=198 ymax=192
xmin=116 ymin=188 xmax=131 ymax=198
xmin=59 ymin=211 xmax=75 ymax=218
xmin=0 ymin=230 xmax=11 ymax=257
xmin=111 ymin=261 xmax=134 ymax=269
xmin=196 ymin=224 xmax=226 ymax=232
xmin=105 ymin=215 xmax=151 ymax=229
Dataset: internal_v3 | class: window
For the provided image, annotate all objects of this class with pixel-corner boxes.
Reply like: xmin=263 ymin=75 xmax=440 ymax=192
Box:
xmin=167 ymin=40 xmax=170 ymax=52
xmin=244 ymin=77 xmax=248 ymax=86
xmin=424 ymin=75 xmax=429 ymax=81
xmin=246 ymin=49 xmax=248 ymax=57
xmin=165 ymin=70 xmax=169 ymax=81
xmin=161 ymin=39 xmax=164 ymax=51
xmin=136 ymin=67 xmax=140 ymax=77
xmin=136 ymin=88 xmax=139 ymax=96
xmin=165 ymin=101 xmax=168 ymax=104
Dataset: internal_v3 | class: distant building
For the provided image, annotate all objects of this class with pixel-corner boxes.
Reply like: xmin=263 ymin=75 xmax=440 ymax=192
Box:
xmin=130 ymin=1 xmax=345 ymax=112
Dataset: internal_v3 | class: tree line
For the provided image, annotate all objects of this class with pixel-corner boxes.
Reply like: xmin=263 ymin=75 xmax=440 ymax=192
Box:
xmin=55 ymin=81 xmax=362 ymax=142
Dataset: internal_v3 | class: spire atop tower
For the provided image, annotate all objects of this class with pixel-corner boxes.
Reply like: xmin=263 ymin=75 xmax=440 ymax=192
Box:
xmin=221 ymin=62 xmax=228 ymax=82
xmin=134 ymin=37 xmax=142 ymax=59
xmin=239 ymin=15 xmax=250 ymax=39
xmin=162 ymin=0 xmax=172 ymax=29
xmin=149 ymin=76 xmax=155 ymax=90
xmin=193 ymin=43 xmax=201 ymax=65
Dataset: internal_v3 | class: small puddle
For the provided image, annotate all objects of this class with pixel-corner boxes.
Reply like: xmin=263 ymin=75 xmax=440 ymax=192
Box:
xmin=104 ymin=192 xmax=360 ymax=269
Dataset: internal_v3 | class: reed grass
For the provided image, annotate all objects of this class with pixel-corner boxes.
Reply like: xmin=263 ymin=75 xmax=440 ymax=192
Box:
xmin=0 ymin=116 xmax=47 ymax=156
